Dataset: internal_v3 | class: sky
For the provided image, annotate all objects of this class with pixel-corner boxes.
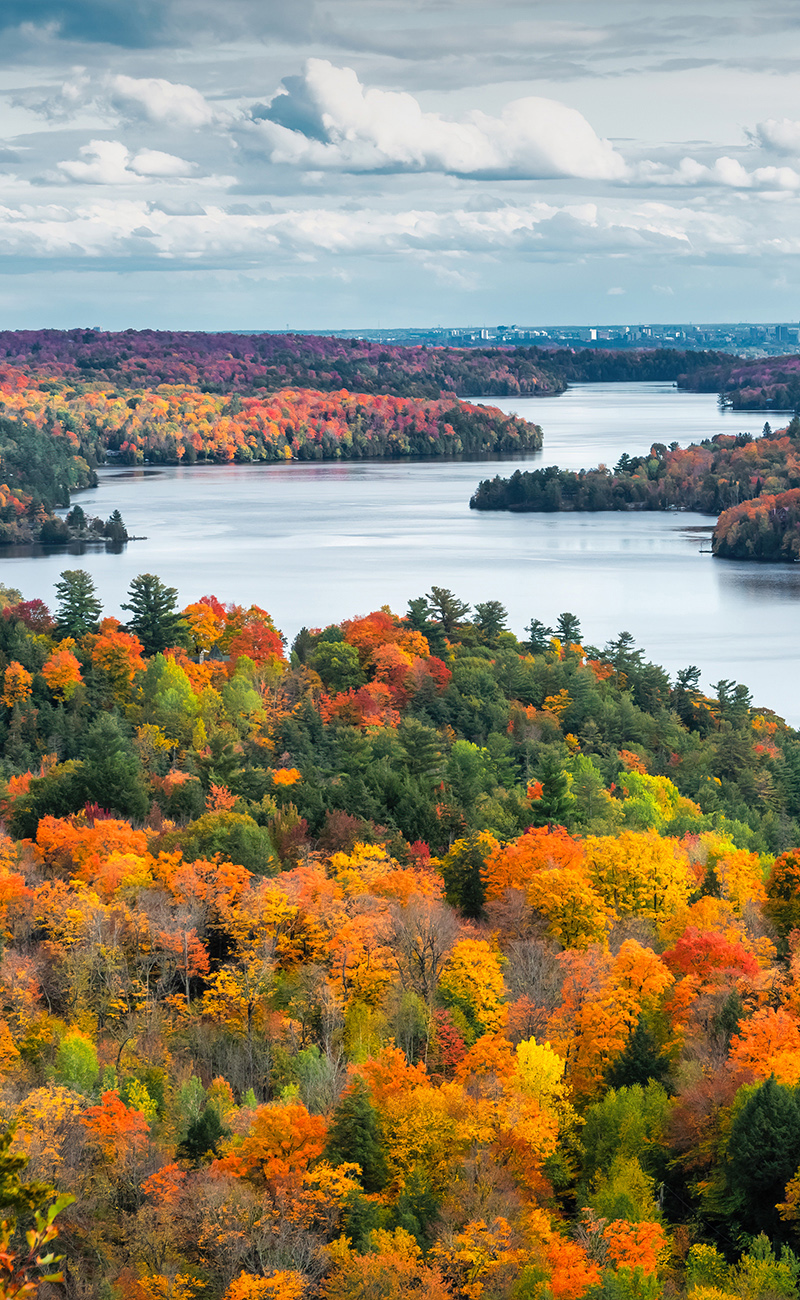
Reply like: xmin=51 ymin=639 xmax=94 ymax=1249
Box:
xmin=3 ymin=0 xmax=800 ymax=329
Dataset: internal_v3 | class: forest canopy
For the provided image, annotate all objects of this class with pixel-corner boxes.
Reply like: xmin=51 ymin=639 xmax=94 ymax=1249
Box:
xmin=0 ymin=578 xmax=799 ymax=1296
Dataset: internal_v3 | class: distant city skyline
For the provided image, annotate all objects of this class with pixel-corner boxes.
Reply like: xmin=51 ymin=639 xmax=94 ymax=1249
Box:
xmin=3 ymin=1 xmax=800 ymax=328
xmin=223 ymin=321 xmax=800 ymax=356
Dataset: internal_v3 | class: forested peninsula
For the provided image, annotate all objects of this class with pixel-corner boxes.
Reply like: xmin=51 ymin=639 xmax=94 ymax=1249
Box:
xmin=2 ymin=575 xmax=800 ymax=1298
xmin=471 ymin=419 xmax=800 ymax=561
xmin=677 ymin=354 xmax=800 ymax=411
xmin=0 ymin=358 xmax=541 ymax=545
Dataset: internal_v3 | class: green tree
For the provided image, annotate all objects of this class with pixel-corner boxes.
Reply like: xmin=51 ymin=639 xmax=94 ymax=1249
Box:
xmin=441 ymin=832 xmax=492 ymax=919
xmin=583 ymin=1267 xmax=661 ymax=1300
xmin=581 ymin=1083 xmax=670 ymax=1188
xmin=81 ymin=714 xmax=150 ymax=821
xmin=389 ymin=1165 xmax=440 ymax=1249
xmin=725 ymin=1076 xmax=800 ymax=1237
xmin=122 ymin=573 xmax=186 ymax=655
xmin=54 ymin=569 xmax=102 ymax=638
xmin=426 ymin=586 xmax=471 ymax=636
xmin=310 ymin=640 xmax=364 ymax=692
xmin=556 ymin=611 xmax=582 ymax=645
xmin=446 ymin=739 xmax=489 ymax=810
xmin=406 ymin=597 xmax=447 ymax=656
xmin=324 ymin=1078 xmax=388 ymax=1193
xmin=54 ymin=1031 xmax=100 ymax=1095
xmin=163 ymin=810 xmax=279 ymax=876
xmin=396 ymin=718 xmax=444 ymax=786
xmin=534 ymin=750 xmax=575 ymax=825
xmin=178 ymin=1104 xmax=229 ymax=1165
xmin=473 ymin=600 xmax=508 ymax=643
xmin=525 ymin=618 xmax=553 ymax=653
xmin=606 ymin=1017 xmax=671 ymax=1091
xmin=143 ymin=653 xmax=199 ymax=742
xmin=103 ymin=509 xmax=128 ymax=544
xmin=65 ymin=504 xmax=86 ymax=530
xmin=732 ymin=1235 xmax=800 ymax=1299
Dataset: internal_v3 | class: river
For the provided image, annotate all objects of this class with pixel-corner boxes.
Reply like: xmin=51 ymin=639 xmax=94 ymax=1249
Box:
xmin=2 ymin=382 xmax=799 ymax=722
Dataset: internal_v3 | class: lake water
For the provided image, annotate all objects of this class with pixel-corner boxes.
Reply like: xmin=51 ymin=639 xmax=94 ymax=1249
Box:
xmin=2 ymin=382 xmax=799 ymax=723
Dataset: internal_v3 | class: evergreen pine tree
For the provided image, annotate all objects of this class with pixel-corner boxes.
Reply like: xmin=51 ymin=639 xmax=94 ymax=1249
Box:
xmin=556 ymin=611 xmax=582 ymax=644
xmin=442 ymin=832 xmax=488 ymax=919
xmin=122 ymin=573 xmax=186 ymax=655
xmin=606 ymin=1017 xmax=670 ymax=1090
xmin=725 ymin=1076 xmax=800 ymax=1237
xmin=324 ymin=1078 xmax=388 ymax=1192
xmin=54 ymin=569 xmax=102 ymax=639
xmin=179 ymin=1104 xmax=229 ymax=1165
xmin=534 ymin=750 xmax=575 ymax=826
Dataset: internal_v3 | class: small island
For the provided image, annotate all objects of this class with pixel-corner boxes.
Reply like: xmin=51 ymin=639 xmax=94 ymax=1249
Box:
xmin=470 ymin=418 xmax=800 ymax=562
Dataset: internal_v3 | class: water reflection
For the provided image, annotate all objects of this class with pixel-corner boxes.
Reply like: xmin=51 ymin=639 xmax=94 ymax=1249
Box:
xmin=718 ymin=567 xmax=800 ymax=601
xmin=0 ymin=540 xmax=126 ymax=560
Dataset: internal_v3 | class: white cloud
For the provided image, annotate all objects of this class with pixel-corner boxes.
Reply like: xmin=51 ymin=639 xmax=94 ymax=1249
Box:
xmin=754 ymin=118 xmax=800 ymax=155
xmin=55 ymin=140 xmax=194 ymax=184
xmin=128 ymin=148 xmax=195 ymax=177
xmin=107 ymin=75 xmax=217 ymax=128
xmin=634 ymin=153 xmax=800 ymax=191
xmin=711 ymin=156 xmax=752 ymax=187
xmin=0 ymin=195 xmax=747 ymax=267
xmin=57 ymin=140 xmax=135 ymax=184
xmin=751 ymin=164 xmax=800 ymax=190
xmin=28 ymin=71 xmax=221 ymax=129
xmin=250 ymin=59 xmax=627 ymax=180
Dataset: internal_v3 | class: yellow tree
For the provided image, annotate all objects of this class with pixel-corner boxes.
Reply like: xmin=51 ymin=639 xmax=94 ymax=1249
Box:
xmin=320 ymin=1227 xmax=451 ymax=1300
xmin=439 ymin=939 xmax=507 ymax=1036
xmin=1 ymin=664 xmax=32 ymax=709
xmin=583 ymin=830 xmax=692 ymax=923
xmin=525 ymin=867 xmax=612 ymax=949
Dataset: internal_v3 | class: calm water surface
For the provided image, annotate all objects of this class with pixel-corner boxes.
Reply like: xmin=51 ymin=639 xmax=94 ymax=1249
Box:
xmin=2 ymin=382 xmax=799 ymax=722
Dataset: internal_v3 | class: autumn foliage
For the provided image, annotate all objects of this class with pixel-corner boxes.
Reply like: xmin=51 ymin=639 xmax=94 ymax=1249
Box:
xmin=0 ymin=580 xmax=797 ymax=1298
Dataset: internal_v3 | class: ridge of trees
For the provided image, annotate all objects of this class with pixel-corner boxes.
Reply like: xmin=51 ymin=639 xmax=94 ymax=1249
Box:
xmin=0 ymin=331 xmax=567 ymax=400
xmin=678 ymin=354 xmax=800 ymax=410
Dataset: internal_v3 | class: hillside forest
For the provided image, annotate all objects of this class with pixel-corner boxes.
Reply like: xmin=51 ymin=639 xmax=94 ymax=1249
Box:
xmin=0 ymin=331 xmax=731 ymax=397
xmin=0 ymin=362 xmax=540 ymax=547
xmin=2 ymin=575 xmax=800 ymax=1297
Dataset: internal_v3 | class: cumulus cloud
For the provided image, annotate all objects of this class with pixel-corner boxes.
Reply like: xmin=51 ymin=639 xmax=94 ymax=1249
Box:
xmin=635 ymin=154 xmax=800 ymax=191
xmin=27 ymin=71 xmax=222 ymax=127
xmin=128 ymin=148 xmax=196 ymax=177
xmin=248 ymin=59 xmax=627 ymax=180
xmin=108 ymin=75 xmax=217 ymax=127
xmin=753 ymin=118 xmax=800 ymax=155
xmin=55 ymin=139 xmax=194 ymax=183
